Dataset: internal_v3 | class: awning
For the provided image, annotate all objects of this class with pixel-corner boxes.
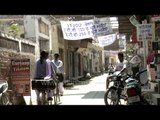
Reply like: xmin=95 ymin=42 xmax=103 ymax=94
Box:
xmin=68 ymin=39 xmax=92 ymax=48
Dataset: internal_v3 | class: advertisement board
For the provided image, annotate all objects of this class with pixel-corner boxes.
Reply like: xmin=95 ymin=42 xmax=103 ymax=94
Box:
xmin=11 ymin=59 xmax=30 ymax=96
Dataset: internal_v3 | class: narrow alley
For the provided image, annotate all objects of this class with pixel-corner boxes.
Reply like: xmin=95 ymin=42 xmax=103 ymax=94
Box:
xmin=60 ymin=74 xmax=108 ymax=105
xmin=31 ymin=74 xmax=108 ymax=105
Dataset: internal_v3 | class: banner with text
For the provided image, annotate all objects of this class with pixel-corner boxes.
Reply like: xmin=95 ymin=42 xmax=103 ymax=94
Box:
xmin=97 ymin=34 xmax=117 ymax=47
xmin=60 ymin=20 xmax=94 ymax=40
xmin=60 ymin=17 xmax=112 ymax=40
xmin=11 ymin=59 xmax=30 ymax=96
xmin=94 ymin=17 xmax=112 ymax=36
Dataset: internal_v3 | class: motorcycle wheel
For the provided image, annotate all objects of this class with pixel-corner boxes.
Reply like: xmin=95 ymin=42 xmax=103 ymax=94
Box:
xmin=0 ymin=93 xmax=10 ymax=105
xmin=104 ymin=87 xmax=119 ymax=105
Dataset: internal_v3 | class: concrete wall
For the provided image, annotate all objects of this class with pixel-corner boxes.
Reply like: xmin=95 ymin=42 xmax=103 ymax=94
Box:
xmin=23 ymin=16 xmax=36 ymax=40
xmin=23 ymin=15 xmax=51 ymax=59
xmin=51 ymin=25 xmax=59 ymax=53
xmin=0 ymin=32 xmax=36 ymax=105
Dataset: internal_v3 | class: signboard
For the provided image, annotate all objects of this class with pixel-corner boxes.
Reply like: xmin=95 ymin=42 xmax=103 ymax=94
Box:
xmin=97 ymin=33 xmax=117 ymax=47
xmin=11 ymin=59 xmax=30 ymax=96
xmin=151 ymin=15 xmax=160 ymax=22
xmin=60 ymin=20 xmax=94 ymax=40
xmin=137 ymin=24 xmax=155 ymax=41
xmin=129 ymin=15 xmax=139 ymax=26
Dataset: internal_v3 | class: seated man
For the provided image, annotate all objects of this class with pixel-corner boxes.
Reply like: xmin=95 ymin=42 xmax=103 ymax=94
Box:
xmin=106 ymin=52 xmax=128 ymax=89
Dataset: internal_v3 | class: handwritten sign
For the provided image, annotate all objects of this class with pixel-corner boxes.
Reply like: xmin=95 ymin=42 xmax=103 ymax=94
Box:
xmin=60 ymin=17 xmax=112 ymax=40
xmin=137 ymin=24 xmax=154 ymax=41
xmin=97 ymin=34 xmax=117 ymax=47
xmin=60 ymin=20 xmax=95 ymax=40
xmin=11 ymin=59 xmax=30 ymax=96
xmin=94 ymin=17 xmax=112 ymax=36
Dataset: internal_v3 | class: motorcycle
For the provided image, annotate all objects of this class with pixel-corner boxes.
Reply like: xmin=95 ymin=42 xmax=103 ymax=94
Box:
xmin=104 ymin=68 xmax=149 ymax=105
xmin=0 ymin=80 xmax=11 ymax=105
xmin=125 ymin=69 xmax=149 ymax=105
xmin=104 ymin=68 xmax=128 ymax=105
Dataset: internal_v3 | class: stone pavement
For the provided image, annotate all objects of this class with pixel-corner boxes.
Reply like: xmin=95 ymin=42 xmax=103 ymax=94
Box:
xmin=60 ymin=74 xmax=108 ymax=105
xmin=25 ymin=73 xmax=151 ymax=105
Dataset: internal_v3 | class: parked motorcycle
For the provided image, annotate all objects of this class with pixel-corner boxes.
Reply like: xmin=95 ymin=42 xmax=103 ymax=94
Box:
xmin=104 ymin=68 xmax=128 ymax=105
xmin=104 ymin=68 xmax=149 ymax=105
xmin=0 ymin=80 xmax=11 ymax=105
xmin=125 ymin=69 xmax=149 ymax=105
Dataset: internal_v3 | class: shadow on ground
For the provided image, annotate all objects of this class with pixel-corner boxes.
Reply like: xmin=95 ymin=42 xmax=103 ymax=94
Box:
xmin=82 ymin=91 xmax=105 ymax=99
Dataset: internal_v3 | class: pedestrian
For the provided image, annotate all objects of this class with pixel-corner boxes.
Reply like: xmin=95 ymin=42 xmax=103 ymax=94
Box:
xmin=33 ymin=50 xmax=53 ymax=104
xmin=51 ymin=53 xmax=64 ymax=96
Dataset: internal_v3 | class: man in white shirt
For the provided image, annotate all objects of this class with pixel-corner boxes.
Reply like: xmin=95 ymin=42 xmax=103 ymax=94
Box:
xmin=115 ymin=52 xmax=128 ymax=72
xmin=51 ymin=53 xmax=64 ymax=96
xmin=106 ymin=52 xmax=128 ymax=89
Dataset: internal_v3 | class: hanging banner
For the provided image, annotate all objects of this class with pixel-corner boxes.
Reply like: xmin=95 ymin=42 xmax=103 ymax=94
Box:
xmin=97 ymin=33 xmax=117 ymax=47
xmin=60 ymin=20 xmax=94 ymax=40
xmin=94 ymin=17 xmax=112 ymax=36
xmin=60 ymin=18 xmax=113 ymax=40
xmin=137 ymin=24 xmax=155 ymax=41
xmin=11 ymin=59 xmax=30 ymax=96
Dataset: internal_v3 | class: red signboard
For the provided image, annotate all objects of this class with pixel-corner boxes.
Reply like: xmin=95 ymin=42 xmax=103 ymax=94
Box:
xmin=11 ymin=59 xmax=30 ymax=96
xmin=151 ymin=15 xmax=160 ymax=22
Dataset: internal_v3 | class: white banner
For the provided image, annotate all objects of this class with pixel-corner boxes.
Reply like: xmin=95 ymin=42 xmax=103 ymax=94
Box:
xmin=60 ymin=17 xmax=112 ymax=40
xmin=97 ymin=34 xmax=117 ymax=47
xmin=94 ymin=17 xmax=112 ymax=36
xmin=60 ymin=20 xmax=94 ymax=40
xmin=137 ymin=24 xmax=155 ymax=41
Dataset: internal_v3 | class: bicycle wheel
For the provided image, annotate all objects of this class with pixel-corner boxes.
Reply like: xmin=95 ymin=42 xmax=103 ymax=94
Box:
xmin=104 ymin=87 xmax=119 ymax=105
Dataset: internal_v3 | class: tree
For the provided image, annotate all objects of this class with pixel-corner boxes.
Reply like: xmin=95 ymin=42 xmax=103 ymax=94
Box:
xmin=8 ymin=20 xmax=20 ymax=37
xmin=126 ymin=43 xmax=135 ymax=57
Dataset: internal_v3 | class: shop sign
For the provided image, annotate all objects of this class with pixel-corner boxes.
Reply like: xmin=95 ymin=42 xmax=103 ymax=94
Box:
xmin=137 ymin=24 xmax=154 ymax=41
xmin=151 ymin=15 xmax=160 ymax=22
xmin=11 ymin=59 xmax=30 ymax=96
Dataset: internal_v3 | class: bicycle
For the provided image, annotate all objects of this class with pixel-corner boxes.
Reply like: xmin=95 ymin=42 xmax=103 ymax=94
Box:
xmin=53 ymin=78 xmax=61 ymax=105
xmin=32 ymin=78 xmax=56 ymax=105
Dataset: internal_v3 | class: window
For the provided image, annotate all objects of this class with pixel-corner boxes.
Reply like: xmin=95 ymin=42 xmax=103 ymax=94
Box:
xmin=38 ymin=19 xmax=49 ymax=36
